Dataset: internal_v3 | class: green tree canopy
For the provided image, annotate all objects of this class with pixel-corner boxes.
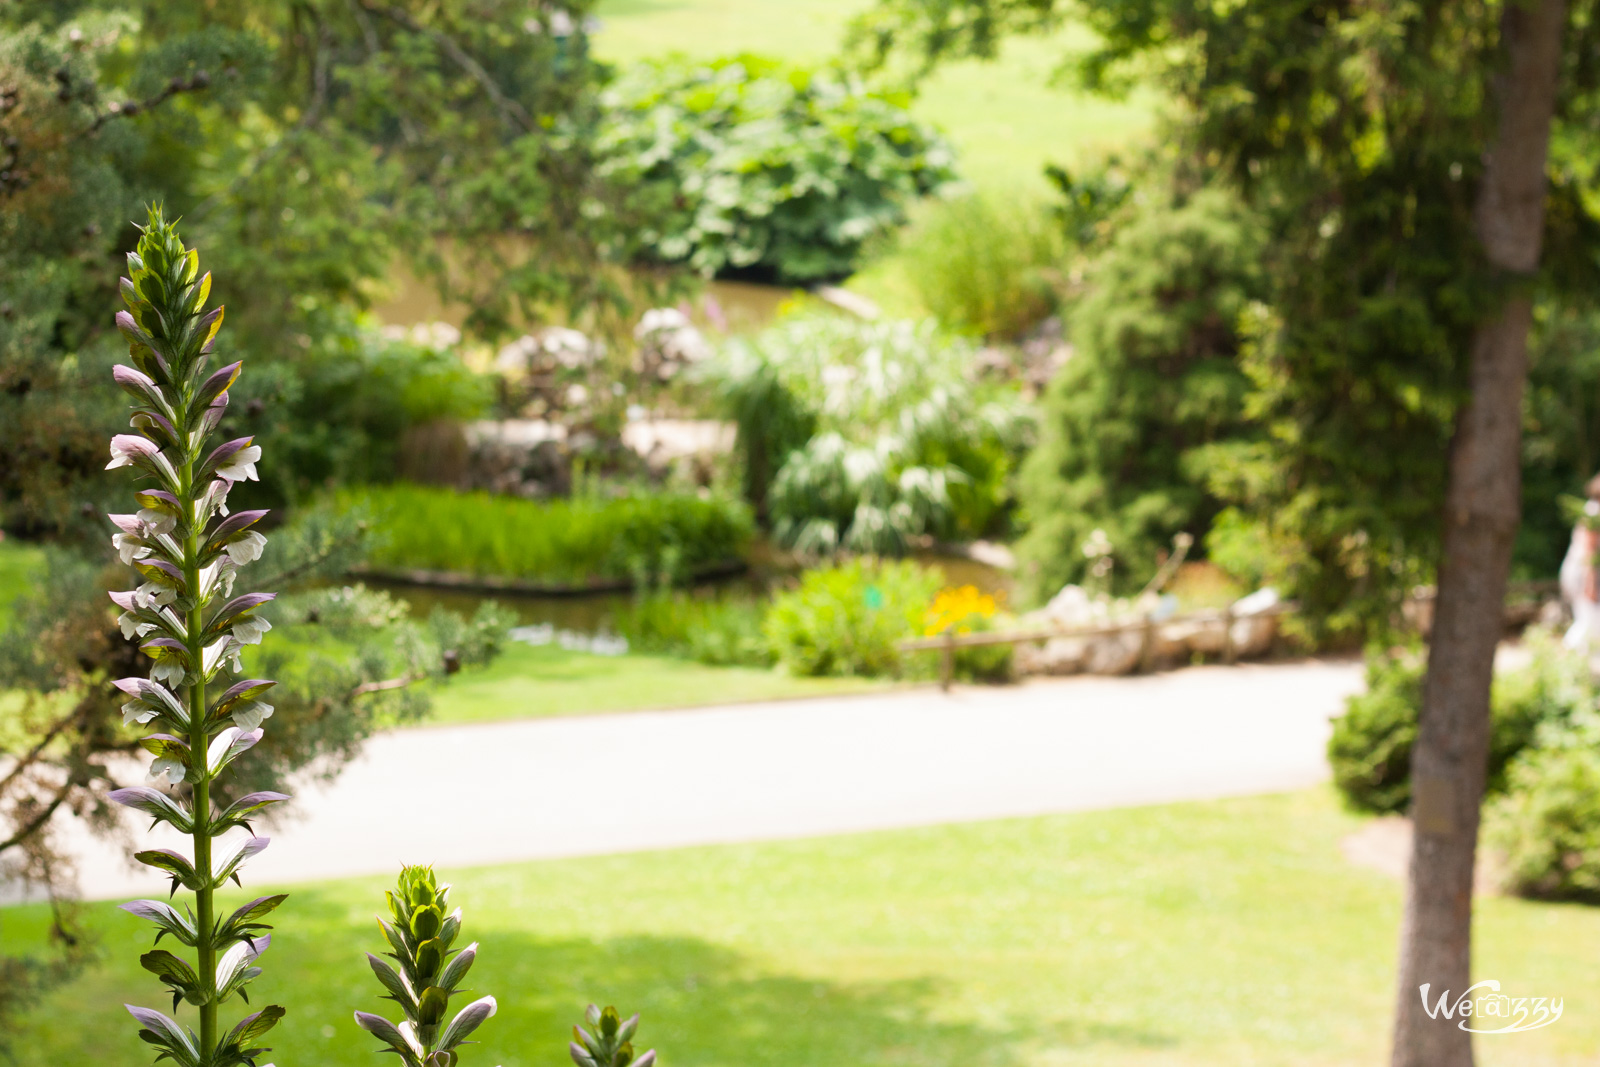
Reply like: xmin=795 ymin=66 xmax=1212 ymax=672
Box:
xmin=1 ymin=0 xmax=641 ymax=533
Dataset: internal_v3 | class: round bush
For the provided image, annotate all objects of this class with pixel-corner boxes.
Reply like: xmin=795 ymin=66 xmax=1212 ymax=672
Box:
xmin=1327 ymin=650 xmax=1422 ymax=815
xmin=1328 ymin=634 xmax=1592 ymax=815
xmin=1488 ymin=745 xmax=1600 ymax=900
xmin=763 ymin=558 xmax=941 ymax=677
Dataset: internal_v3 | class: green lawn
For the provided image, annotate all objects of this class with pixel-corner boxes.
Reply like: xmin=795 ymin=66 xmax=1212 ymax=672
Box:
xmin=0 ymin=537 xmax=42 ymax=631
xmin=424 ymin=641 xmax=895 ymax=724
xmin=6 ymin=790 xmax=1597 ymax=1066
xmin=592 ymin=0 xmax=1158 ymax=194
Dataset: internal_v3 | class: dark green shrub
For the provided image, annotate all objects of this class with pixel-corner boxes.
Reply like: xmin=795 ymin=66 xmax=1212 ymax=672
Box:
xmin=1327 ymin=650 xmax=1424 ymax=815
xmin=1328 ymin=635 xmax=1591 ymax=815
xmin=1488 ymin=744 xmax=1600 ymax=900
xmin=764 ymin=558 xmax=941 ymax=677
xmin=600 ymin=54 xmax=957 ymax=282
xmin=333 ymin=483 xmax=753 ymax=587
xmin=237 ymin=314 xmax=492 ymax=511
xmin=1015 ymin=188 xmax=1264 ymax=601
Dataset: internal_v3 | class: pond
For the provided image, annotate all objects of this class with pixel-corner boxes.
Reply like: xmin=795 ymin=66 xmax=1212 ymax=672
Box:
xmin=370 ymin=548 xmax=1013 ymax=639
xmin=374 ymin=271 xmax=800 ymax=338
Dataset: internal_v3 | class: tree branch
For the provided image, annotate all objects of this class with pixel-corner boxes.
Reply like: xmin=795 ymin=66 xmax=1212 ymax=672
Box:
xmin=0 ymin=779 xmax=76 ymax=856
xmin=350 ymin=672 xmax=422 ymax=697
xmin=83 ymin=72 xmax=211 ymax=135
xmin=357 ymin=1 xmax=533 ymax=132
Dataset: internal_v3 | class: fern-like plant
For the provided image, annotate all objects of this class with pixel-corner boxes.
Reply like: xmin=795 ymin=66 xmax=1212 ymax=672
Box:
xmin=356 ymin=865 xmax=498 ymax=1066
xmin=104 ymin=207 xmax=289 ymax=1066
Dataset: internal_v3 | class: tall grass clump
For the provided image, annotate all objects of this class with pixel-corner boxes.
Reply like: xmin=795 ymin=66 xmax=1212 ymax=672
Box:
xmin=611 ymin=591 xmax=773 ymax=667
xmin=337 ymin=484 xmax=753 ymax=587
xmin=892 ymin=192 xmax=1065 ymax=340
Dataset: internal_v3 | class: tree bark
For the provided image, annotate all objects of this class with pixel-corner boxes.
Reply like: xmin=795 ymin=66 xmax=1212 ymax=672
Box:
xmin=1390 ymin=1 xmax=1567 ymax=1064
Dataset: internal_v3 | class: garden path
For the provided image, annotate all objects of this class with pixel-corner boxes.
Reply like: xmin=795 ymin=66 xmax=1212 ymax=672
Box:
xmin=31 ymin=657 xmax=1363 ymax=902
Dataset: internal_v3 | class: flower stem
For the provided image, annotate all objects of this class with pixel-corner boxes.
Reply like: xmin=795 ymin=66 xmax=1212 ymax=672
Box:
xmin=182 ymin=455 xmax=217 ymax=1060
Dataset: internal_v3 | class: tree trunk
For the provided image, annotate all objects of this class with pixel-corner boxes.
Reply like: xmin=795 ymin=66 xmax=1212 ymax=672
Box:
xmin=1390 ymin=2 xmax=1567 ymax=1064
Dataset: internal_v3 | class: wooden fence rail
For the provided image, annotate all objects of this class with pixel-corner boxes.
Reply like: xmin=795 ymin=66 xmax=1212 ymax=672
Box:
xmin=900 ymin=601 xmax=1300 ymax=691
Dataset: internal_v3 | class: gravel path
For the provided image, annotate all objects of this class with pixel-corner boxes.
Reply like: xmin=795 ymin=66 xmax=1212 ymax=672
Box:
xmin=23 ymin=658 xmax=1363 ymax=902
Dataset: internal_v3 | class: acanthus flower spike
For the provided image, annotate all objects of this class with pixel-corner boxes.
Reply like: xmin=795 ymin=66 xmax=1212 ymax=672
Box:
xmin=105 ymin=205 xmax=288 ymax=1067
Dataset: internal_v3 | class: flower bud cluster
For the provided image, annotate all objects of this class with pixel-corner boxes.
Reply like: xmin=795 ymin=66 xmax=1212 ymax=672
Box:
xmin=103 ymin=206 xmax=288 ymax=1067
xmin=356 ymin=865 xmax=499 ymax=1067
xmin=571 ymin=1004 xmax=657 ymax=1067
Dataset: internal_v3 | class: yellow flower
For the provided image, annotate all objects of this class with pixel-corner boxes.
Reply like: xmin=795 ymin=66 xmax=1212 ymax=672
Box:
xmin=924 ymin=585 xmax=1002 ymax=636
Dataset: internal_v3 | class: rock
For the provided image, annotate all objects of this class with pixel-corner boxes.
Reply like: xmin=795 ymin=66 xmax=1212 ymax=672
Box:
xmin=1082 ymin=630 xmax=1143 ymax=675
xmin=634 ymin=308 xmax=711 ymax=382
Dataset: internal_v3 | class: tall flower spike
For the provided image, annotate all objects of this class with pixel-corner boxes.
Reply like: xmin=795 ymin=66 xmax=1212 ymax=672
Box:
xmin=105 ymin=206 xmax=289 ymax=1067
xmin=355 ymin=865 xmax=498 ymax=1067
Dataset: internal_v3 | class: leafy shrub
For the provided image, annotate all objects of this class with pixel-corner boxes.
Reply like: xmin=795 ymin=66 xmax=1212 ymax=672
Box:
xmin=611 ymin=591 xmax=773 ymax=667
xmin=334 ymin=483 xmax=753 ymax=587
xmin=1328 ymin=634 xmax=1593 ymax=815
xmin=711 ymin=313 xmax=1027 ymax=553
xmin=877 ymin=192 xmax=1065 ymax=339
xmin=924 ymin=585 xmax=1013 ymax=682
xmin=1518 ymin=303 xmax=1600 ymax=579
xmin=1327 ymin=650 xmax=1424 ymax=815
xmin=1487 ymin=744 xmax=1600 ymax=899
xmin=764 ymin=558 xmax=942 ymax=677
xmin=239 ymin=314 xmax=492 ymax=510
xmin=601 ymin=54 xmax=957 ymax=282
xmin=1015 ymin=188 xmax=1264 ymax=601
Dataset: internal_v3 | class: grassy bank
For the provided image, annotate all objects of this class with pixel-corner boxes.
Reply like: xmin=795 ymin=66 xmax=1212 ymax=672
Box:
xmin=423 ymin=641 xmax=892 ymax=724
xmin=592 ymin=0 xmax=1158 ymax=194
xmin=7 ymin=790 xmax=1597 ymax=1065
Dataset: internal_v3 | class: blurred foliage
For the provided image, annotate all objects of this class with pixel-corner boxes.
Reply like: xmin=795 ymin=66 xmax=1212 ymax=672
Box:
xmin=849 ymin=0 xmax=1600 ymax=640
xmin=599 ymin=53 xmax=957 ymax=282
xmin=0 ymin=0 xmax=641 ymax=539
xmin=1328 ymin=633 xmax=1592 ymax=816
xmin=1016 ymin=188 xmax=1262 ymax=602
xmin=876 ymin=191 xmax=1065 ymax=340
xmin=1519 ymin=305 xmax=1600 ymax=579
xmin=610 ymin=590 xmax=773 ymax=667
xmin=1488 ymin=739 xmax=1600 ymax=900
xmin=710 ymin=313 xmax=1028 ymax=555
xmin=238 ymin=319 xmax=491 ymax=511
xmin=764 ymin=556 xmax=940 ymax=677
xmin=333 ymin=482 xmax=754 ymax=587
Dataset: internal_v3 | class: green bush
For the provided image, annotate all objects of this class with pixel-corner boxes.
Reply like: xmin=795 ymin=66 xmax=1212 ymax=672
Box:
xmin=1488 ymin=744 xmax=1600 ymax=899
xmin=333 ymin=483 xmax=753 ymax=587
xmin=611 ymin=591 xmax=774 ymax=667
xmin=600 ymin=54 xmax=957 ymax=282
xmin=764 ymin=558 xmax=942 ymax=677
xmin=711 ymin=313 xmax=1027 ymax=554
xmin=1326 ymin=650 xmax=1424 ymax=815
xmin=1327 ymin=635 xmax=1592 ymax=815
xmin=883 ymin=192 xmax=1066 ymax=340
xmin=1015 ymin=188 xmax=1264 ymax=601
xmin=238 ymin=314 xmax=492 ymax=510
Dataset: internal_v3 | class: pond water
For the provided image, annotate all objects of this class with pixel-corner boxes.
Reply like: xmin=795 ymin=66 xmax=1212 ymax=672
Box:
xmin=371 ymin=549 xmax=1012 ymax=638
xmin=375 ymin=271 xmax=799 ymax=338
